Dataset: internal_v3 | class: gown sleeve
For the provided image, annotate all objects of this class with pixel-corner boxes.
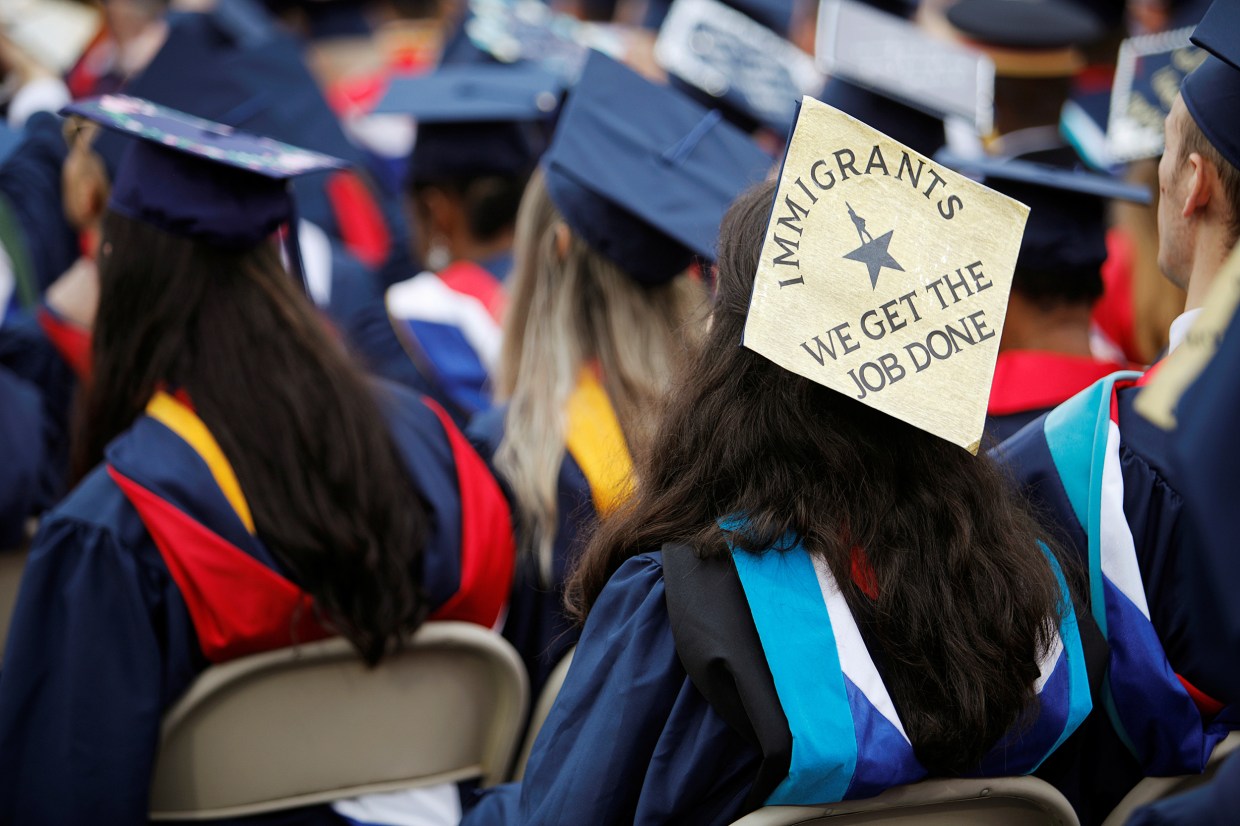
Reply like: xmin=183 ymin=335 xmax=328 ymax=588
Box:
xmin=0 ymin=504 xmax=202 ymax=826
xmin=461 ymin=553 xmax=760 ymax=826
xmin=0 ymin=366 xmax=43 ymax=548
xmin=0 ymin=313 xmax=77 ymax=516
xmin=0 ymin=113 xmax=78 ymax=297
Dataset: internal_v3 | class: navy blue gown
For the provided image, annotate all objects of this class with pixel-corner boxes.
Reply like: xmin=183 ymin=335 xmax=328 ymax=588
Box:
xmin=0 ymin=381 xmax=514 ymax=825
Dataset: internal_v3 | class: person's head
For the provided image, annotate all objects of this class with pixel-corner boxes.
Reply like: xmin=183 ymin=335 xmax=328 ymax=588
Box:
xmin=1159 ymin=1 xmax=1240 ymax=300
xmin=492 ymin=53 xmax=769 ymax=576
xmin=572 ymin=178 xmax=1070 ymax=775
xmin=1157 ymin=93 xmax=1240 ymax=290
xmin=77 ymin=210 xmax=431 ymax=665
xmin=61 ymin=117 xmax=112 ymax=235
xmin=495 ymin=168 xmax=706 ymax=575
xmin=68 ymin=98 xmax=432 ymax=666
xmin=406 ymin=119 xmax=540 ymax=266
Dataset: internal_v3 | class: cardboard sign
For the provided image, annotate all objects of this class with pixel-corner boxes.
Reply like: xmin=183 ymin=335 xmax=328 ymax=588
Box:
xmin=465 ymin=0 xmax=628 ymax=82
xmin=655 ymin=0 xmax=823 ymax=132
xmin=817 ymin=0 xmax=994 ymax=135
xmin=1107 ymin=27 xmax=1205 ymax=163
xmin=1136 ymin=243 xmax=1240 ymax=429
xmin=743 ymin=97 xmax=1028 ymax=453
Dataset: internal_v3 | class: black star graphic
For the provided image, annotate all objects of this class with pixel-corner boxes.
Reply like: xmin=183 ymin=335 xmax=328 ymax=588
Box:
xmin=843 ymin=230 xmax=904 ymax=290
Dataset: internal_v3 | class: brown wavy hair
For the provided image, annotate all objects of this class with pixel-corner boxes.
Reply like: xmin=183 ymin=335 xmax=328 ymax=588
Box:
xmin=568 ymin=180 xmax=1070 ymax=775
xmin=74 ymin=212 xmax=431 ymax=665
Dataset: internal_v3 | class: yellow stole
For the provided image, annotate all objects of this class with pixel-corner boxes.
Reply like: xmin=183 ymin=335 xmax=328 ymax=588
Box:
xmin=145 ymin=391 xmax=256 ymax=534
xmin=563 ymin=371 xmax=634 ymax=516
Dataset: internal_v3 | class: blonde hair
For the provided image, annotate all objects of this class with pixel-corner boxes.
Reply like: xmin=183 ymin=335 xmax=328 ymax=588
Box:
xmin=496 ymin=169 xmax=707 ymax=580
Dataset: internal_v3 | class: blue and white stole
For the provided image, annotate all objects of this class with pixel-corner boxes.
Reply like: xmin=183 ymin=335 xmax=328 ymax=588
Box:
xmin=1042 ymin=372 xmax=1230 ymax=774
xmin=729 ymin=534 xmax=1091 ymax=805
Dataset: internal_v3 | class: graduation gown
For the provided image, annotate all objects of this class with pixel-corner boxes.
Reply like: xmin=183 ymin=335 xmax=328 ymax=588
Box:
xmin=0 ymin=310 xmax=78 ymax=533
xmin=0 ymin=112 xmax=79 ymax=302
xmin=344 ymin=261 xmax=507 ymax=426
xmin=985 ymin=350 xmax=1127 ymax=445
xmin=0 ymin=365 xmax=43 ymax=548
xmin=994 ymin=373 xmax=1237 ymax=820
xmin=0 ymin=381 xmax=514 ymax=826
xmin=466 ymin=372 xmax=633 ymax=700
xmin=463 ymin=537 xmax=1093 ymax=826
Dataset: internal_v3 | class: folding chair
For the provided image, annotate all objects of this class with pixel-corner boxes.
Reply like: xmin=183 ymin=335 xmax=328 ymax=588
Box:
xmin=149 ymin=621 xmax=528 ymax=821
xmin=728 ymin=776 xmax=1080 ymax=825
xmin=511 ymin=647 xmax=576 ymax=781
xmin=1101 ymin=730 xmax=1240 ymax=826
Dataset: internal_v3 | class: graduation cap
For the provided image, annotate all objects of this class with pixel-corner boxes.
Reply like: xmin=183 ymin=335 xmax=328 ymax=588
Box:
xmin=1106 ymin=26 xmax=1204 ymax=163
xmin=61 ymin=95 xmax=345 ymax=255
xmin=937 ymin=149 xmax=1150 ymax=283
xmin=1181 ymin=0 xmax=1240 ymax=171
xmin=654 ymin=0 xmax=823 ymax=133
xmin=122 ymin=9 xmax=360 ymax=159
xmin=372 ymin=65 xmax=565 ymax=184
xmin=945 ymin=0 xmax=1104 ymax=77
xmin=742 ymin=96 xmax=1030 ymax=453
xmin=462 ymin=0 xmax=627 ymax=83
xmin=542 ymin=52 xmax=773 ymax=285
xmin=817 ymin=0 xmax=994 ymax=138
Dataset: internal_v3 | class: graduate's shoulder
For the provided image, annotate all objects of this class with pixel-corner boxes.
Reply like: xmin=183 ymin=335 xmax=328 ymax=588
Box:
xmin=30 ymin=461 xmax=147 ymax=560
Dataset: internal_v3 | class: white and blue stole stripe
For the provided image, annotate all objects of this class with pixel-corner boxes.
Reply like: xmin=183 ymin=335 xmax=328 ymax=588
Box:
xmin=730 ymin=534 xmax=1091 ymax=805
xmin=1042 ymin=372 xmax=1230 ymax=773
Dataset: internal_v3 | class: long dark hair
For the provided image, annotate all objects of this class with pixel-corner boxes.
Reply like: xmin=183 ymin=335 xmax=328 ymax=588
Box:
xmin=569 ymin=180 xmax=1068 ymax=775
xmin=75 ymin=212 xmax=430 ymax=665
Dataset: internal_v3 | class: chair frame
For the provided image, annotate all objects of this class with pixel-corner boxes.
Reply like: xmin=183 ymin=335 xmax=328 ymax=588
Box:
xmin=1100 ymin=730 xmax=1240 ymax=826
xmin=729 ymin=776 xmax=1080 ymax=826
xmin=149 ymin=621 xmax=528 ymax=821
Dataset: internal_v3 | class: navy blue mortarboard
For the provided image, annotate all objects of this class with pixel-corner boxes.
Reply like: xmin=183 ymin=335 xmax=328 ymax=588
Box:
xmin=937 ymin=149 xmax=1149 ymax=280
xmin=62 ymin=95 xmax=345 ymax=250
xmin=820 ymin=78 xmax=947 ymax=158
xmin=372 ymin=65 xmax=565 ymax=183
xmin=946 ymin=0 xmax=1104 ymax=77
xmin=90 ymin=4 xmax=362 ymax=179
xmin=542 ymin=52 xmax=772 ymax=285
xmin=655 ymin=0 xmax=823 ymax=133
xmin=1181 ymin=0 xmax=1240 ymax=171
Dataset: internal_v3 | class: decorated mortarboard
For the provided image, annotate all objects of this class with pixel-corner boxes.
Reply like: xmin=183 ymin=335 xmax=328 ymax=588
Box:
xmin=817 ymin=0 xmax=994 ymax=137
xmin=742 ymin=96 xmax=1030 ymax=453
xmin=462 ymin=0 xmax=628 ymax=83
xmin=654 ymin=0 xmax=823 ymax=133
xmin=946 ymin=0 xmax=1104 ymax=77
xmin=61 ymin=95 xmax=346 ymax=250
xmin=936 ymin=149 xmax=1150 ymax=276
xmin=542 ymin=52 xmax=772 ymax=285
xmin=373 ymin=65 xmax=566 ymax=183
xmin=1180 ymin=0 xmax=1240 ymax=172
xmin=1106 ymin=26 xmax=1205 ymax=163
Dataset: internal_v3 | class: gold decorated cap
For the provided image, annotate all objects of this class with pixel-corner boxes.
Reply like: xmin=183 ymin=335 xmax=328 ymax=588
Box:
xmin=742 ymin=96 xmax=1029 ymax=454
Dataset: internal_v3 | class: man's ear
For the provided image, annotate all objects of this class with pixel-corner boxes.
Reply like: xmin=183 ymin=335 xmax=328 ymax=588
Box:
xmin=1183 ymin=152 xmax=1213 ymax=218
